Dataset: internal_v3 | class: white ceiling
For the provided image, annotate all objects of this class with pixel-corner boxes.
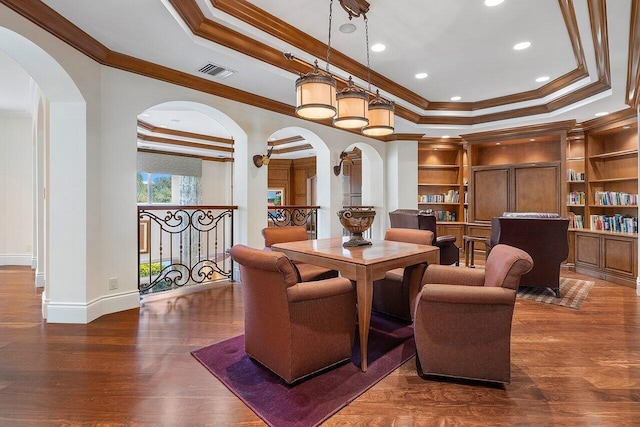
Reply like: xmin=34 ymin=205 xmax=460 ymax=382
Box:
xmin=2 ymin=0 xmax=636 ymax=157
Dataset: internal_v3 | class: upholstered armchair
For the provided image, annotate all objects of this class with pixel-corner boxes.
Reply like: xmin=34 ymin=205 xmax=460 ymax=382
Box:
xmin=372 ymin=228 xmax=435 ymax=322
xmin=229 ymin=244 xmax=356 ymax=384
xmin=414 ymin=244 xmax=533 ymax=384
xmin=262 ymin=226 xmax=338 ymax=282
xmin=489 ymin=212 xmax=569 ymax=296
xmin=389 ymin=209 xmax=460 ymax=266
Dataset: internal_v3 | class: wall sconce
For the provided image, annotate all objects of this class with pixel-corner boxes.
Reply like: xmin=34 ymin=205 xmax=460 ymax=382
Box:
xmin=253 ymin=146 xmax=274 ymax=168
xmin=333 ymin=151 xmax=353 ymax=176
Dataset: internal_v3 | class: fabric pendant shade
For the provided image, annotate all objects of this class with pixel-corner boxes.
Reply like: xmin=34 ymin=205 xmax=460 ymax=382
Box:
xmin=295 ymin=62 xmax=337 ymax=120
xmin=363 ymin=91 xmax=395 ymax=136
xmin=333 ymin=77 xmax=369 ymax=129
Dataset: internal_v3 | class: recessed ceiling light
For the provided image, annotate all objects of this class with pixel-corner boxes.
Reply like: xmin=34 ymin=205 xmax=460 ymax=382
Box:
xmin=595 ymin=111 xmax=609 ymax=117
xmin=415 ymin=72 xmax=428 ymax=79
xmin=496 ymin=142 xmax=501 ymax=145
xmin=339 ymin=23 xmax=357 ymax=34
xmin=622 ymin=125 xmax=631 ymax=129
xmin=442 ymin=135 xmax=451 ymax=139
xmin=530 ymin=138 xmax=536 ymax=141
xmin=140 ymin=113 xmax=150 ymax=118
xmin=371 ymin=43 xmax=386 ymax=52
xmin=536 ymin=76 xmax=550 ymax=82
xmin=159 ymin=125 xmax=168 ymax=128
xmin=513 ymin=41 xmax=531 ymax=50
xmin=450 ymin=96 xmax=462 ymax=101
xmin=485 ymin=0 xmax=504 ymax=6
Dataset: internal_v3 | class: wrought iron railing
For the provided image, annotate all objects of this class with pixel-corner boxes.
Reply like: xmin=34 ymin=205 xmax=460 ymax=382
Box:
xmin=138 ymin=205 xmax=237 ymax=294
xmin=267 ymin=205 xmax=319 ymax=239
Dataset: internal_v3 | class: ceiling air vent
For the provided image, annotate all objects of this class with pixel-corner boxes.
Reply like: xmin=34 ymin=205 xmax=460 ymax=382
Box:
xmin=197 ymin=62 xmax=235 ymax=79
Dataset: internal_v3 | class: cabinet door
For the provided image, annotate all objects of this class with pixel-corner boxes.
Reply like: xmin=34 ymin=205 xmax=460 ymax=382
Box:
xmin=514 ymin=165 xmax=559 ymax=213
xmin=603 ymin=235 xmax=637 ymax=277
xmin=575 ymin=233 xmax=601 ymax=269
xmin=473 ymin=168 xmax=509 ymax=221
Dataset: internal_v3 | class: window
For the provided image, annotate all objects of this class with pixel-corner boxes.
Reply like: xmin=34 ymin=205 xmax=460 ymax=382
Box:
xmin=137 ymin=173 xmax=173 ymax=204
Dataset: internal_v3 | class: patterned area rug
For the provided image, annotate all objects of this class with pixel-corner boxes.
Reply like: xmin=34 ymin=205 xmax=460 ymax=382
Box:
xmin=517 ymin=277 xmax=594 ymax=309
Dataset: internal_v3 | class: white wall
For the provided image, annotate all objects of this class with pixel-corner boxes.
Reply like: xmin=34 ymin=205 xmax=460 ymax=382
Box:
xmin=202 ymin=161 xmax=232 ymax=205
xmin=0 ymin=115 xmax=33 ymax=266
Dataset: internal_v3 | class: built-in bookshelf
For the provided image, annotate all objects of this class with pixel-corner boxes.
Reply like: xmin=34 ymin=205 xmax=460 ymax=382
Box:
xmin=566 ymin=132 xmax=586 ymax=229
xmin=585 ymin=118 xmax=638 ymax=234
xmin=417 ymin=142 xmax=463 ymax=222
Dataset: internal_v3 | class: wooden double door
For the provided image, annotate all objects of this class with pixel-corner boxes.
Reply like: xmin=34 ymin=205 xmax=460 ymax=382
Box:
xmin=471 ymin=162 xmax=561 ymax=222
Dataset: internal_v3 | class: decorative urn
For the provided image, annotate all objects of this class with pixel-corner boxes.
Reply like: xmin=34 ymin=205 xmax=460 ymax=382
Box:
xmin=337 ymin=207 xmax=376 ymax=247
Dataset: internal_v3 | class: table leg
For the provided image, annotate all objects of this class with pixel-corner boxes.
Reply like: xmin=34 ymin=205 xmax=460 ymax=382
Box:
xmin=355 ymin=268 xmax=373 ymax=372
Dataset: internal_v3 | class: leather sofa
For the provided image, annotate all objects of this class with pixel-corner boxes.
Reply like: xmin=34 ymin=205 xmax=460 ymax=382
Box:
xmin=489 ymin=212 xmax=569 ymax=297
xmin=389 ymin=209 xmax=460 ymax=266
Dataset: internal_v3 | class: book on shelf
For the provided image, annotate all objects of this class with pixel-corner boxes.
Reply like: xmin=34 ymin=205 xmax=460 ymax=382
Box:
xmin=589 ymin=214 xmax=638 ymax=233
xmin=567 ymin=169 xmax=585 ymax=181
xmin=567 ymin=191 xmax=585 ymax=205
xmin=418 ymin=189 xmax=460 ymax=204
xmin=568 ymin=212 xmax=584 ymax=229
xmin=422 ymin=209 xmax=456 ymax=221
xmin=594 ymin=191 xmax=638 ymax=206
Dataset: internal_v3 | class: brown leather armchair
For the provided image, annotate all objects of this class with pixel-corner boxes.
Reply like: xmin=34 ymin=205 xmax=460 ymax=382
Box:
xmin=229 ymin=244 xmax=356 ymax=384
xmin=389 ymin=209 xmax=460 ymax=266
xmin=372 ymin=228 xmax=435 ymax=322
xmin=414 ymin=244 xmax=533 ymax=384
xmin=262 ymin=226 xmax=338 ymax=282
xmin=489 ymin=212 xmax=569 ymax=297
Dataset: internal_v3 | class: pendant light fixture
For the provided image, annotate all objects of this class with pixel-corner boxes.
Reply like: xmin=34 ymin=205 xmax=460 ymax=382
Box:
xmin=294 ymin=0 xmax=337 ymax=120
xmin=295 ymin=60 xmax=337 ymax=120
xmin=291 ymin=0 xmax=395 ymax=136
xmin=363 ymin=90 xmax=395 ymax=136
xmin=334 ymin=77 xmax=369 ymax=129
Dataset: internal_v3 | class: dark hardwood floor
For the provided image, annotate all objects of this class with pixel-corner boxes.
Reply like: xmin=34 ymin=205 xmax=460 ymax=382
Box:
xmin=1 ymin=264 xmax=639 ymax=426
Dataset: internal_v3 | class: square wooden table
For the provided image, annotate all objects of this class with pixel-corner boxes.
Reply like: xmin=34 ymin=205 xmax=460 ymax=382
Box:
xmin=271 ymin=237 xmax=439 ymax=372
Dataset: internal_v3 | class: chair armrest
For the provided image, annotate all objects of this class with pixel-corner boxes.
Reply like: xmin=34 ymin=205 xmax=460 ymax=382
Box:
xmin=422 ymin=264 xmax=485 ymax=286
xmin=420 ymin=284 xmax=515 ymax=305
xmin=287 ymin=277 xmax=354 ymax=303
xmin=435 ymin=235 xmax=457 ymax=245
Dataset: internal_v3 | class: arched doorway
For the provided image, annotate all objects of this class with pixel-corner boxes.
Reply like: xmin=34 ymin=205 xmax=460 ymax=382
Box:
xmin=0 ymin=26 xmax=88 ymax=322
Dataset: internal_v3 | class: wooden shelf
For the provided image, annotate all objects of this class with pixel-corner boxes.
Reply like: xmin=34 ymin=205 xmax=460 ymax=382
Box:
xmin=567 ymin=204 xmax=585 ymax=207
xmin=589 ymin=149 xmax=638 ymax=160
xmin=589 ymin=204 xmax=638 ymax=208
xmin=418 ymin=202 xmax=460 ymax=206
xmin=567 ymin=180 xmax=585 ymax=183
xmin=567 ymin=156 xmax=585 ymax=161
xmin=418 ymin=165 xmax=459 ymax=169
xmin=589 ymin=177 xmax=637 ymax=183
xmin=418 ymin=183 xmax=459 ymax=186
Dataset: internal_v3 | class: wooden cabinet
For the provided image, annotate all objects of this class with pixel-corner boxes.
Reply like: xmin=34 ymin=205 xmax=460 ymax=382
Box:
xmin=575 ymin=230 xmax=637 ymax=287
xmin=437 ymin=222 xmax=464 ymax=247
xmin=463 ymin=122 xmax=572 ymax=222
xmin=417 ymin=142 xmax=463 ymax=222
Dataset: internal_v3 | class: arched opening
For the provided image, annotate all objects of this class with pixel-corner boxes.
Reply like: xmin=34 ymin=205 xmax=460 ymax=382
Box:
xmin=0 ymin=26 xmax=87 ymax=323
xmin=135 ymin=100 xmax=246 ymax=293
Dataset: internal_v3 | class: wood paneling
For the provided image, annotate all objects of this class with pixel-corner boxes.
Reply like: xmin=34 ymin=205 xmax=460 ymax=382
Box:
xmin=603 ymin=236 xmax=636 ymax=277
xmin=575 ymin=232 xmax=601 ymax=268
xmin=473 ymin=168 xmax=509 ymax=222
xmin=514 ymin=165 xmax=559 ymax=212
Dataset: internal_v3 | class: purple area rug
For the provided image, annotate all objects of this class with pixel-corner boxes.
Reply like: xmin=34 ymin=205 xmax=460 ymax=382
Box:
xmin=191 ymin=314 xmax=415 ymax=427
